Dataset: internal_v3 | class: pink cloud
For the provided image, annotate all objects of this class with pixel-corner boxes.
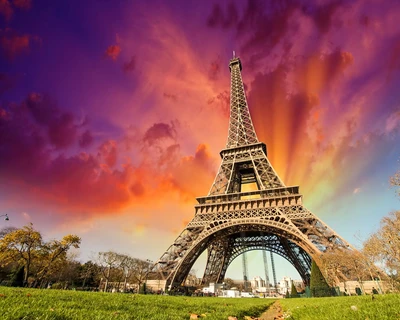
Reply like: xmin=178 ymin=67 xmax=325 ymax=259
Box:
xmin=207 ymin=90 xmax=230 ymax=117
xmin=98 ymin=140 xmax=118 ymax=167
xmin=123 ymin=56 xmax=135 ymax=73
xmin=25 ymin=93 xmax=78 ymax=148
xmin=2 ymin=0 xmax=398 ymax=234
xmin=309 ymin=0 xmax=344 ymax=34
xmin=79 ymin=130 xmax=93 ymax=148
xmin=385 ymin=110 xmax=400 ymax=134
xmin=163 ymin=92 xmax=177 ymax=101
xmin=0 ymin=108 xmax=134 ymax=213
xmin=158 ymin=143 xmax=180 ymax=167
xmin=143 ymin=122 xmax=177 ymax=145
xmin=206 ymin=2 xmax=239 ymax=29
xmin=48 ymin=113 xmax=77 ymax=148
xmin=0 ymin=92 xmax=219 ymax=218
xmin=208 ymin=58 xmax=221 ymax=80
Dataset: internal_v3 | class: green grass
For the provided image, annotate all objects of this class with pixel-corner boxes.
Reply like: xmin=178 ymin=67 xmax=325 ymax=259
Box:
xmin=0 ymin=287 xmax=274 ymax=320
xmin=280 ymin=294 xmax=400 ymax=320
xmin=2 ymin=287 xmax=399 ymax=319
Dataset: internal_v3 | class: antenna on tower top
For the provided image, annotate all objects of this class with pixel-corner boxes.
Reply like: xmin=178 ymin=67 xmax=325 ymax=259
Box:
xmin=233 ymin=50 xmax=236 ymax=58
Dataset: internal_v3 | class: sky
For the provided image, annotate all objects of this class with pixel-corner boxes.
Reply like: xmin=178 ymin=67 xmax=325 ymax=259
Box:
xmin=1 ymin=0 xmax=400 ymax=282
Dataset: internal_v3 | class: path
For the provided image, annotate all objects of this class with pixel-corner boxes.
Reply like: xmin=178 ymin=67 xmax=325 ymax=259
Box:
xmin=257 ymin=300 xmax=284 ymax=320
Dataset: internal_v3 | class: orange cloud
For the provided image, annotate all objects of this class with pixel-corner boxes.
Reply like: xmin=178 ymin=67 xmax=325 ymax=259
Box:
xmin=105 ymin=34 xmax=122 ymax=60
xmin=98 ymin=140 xmax=118 ymax=167
xmin=105 ymin=44 xmax=121 ymax=60
xmin=0 ymin=28 xmax=31 ymax=60
xmin=0 ymin=92 xmax=220 ymax=223
xmin=164 ymin=143 xmax=217 ymax=200
xmin=208 ymin=57 xmax=222 ymax=80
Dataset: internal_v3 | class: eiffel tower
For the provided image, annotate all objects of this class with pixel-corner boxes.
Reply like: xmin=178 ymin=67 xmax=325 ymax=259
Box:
xmin=153 ymin=55 xmax=352 ymax=290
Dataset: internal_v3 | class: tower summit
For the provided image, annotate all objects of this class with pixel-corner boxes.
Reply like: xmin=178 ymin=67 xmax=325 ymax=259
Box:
xmin=153 ymin=56 xmax=354 ymax=291
xmin=226 ymin=57 xmax=258 ymax=148
xmin=208 ymin=57 xmax=284 ymax=196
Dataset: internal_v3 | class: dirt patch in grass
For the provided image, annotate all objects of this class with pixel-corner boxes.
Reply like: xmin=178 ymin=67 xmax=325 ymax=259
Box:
xmin=258 ymin=300 xmax=284 ymax=320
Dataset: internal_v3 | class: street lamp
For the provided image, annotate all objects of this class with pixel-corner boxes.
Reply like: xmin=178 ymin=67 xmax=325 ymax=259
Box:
xmin=1 ymin=214 xmax=9 ymax=221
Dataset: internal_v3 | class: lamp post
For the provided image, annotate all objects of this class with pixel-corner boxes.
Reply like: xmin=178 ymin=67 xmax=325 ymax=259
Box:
xmin=1 ymin=214 xmax=9 ymax=221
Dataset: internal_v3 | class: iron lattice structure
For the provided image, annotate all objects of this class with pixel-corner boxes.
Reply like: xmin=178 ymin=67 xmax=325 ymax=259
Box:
xmin=153 ymin=57 xmax=352 ymax=290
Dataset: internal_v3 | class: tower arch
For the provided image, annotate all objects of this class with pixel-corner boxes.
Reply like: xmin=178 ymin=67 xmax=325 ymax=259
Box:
xmin=166 ymin=219 xmax=317 ymax=288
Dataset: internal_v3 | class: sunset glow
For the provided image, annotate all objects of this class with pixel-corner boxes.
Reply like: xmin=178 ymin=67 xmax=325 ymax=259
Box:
xmin=1 ymin=0 xmax=400 ymax=280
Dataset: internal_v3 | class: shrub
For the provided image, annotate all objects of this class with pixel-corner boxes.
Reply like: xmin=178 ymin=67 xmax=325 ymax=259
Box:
xmin=310 ymin=260 xmax=332 ymax=297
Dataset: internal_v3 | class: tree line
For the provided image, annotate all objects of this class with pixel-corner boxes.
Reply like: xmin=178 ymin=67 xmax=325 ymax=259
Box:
xmin=317 ymin=170 xmax=400 ymax=293
xmin=0 ymin=224 xmax=153 ymax=292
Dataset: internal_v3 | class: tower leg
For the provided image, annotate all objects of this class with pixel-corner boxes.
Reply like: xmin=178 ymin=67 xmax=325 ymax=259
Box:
xmin=242 ymin=251 xmax=249 ymax=291
xmin=270 ymin=252 xmax=278 ymax=293
xmin=262 ymin=250 xmax=270 ymax=294
xmin=201 ymin=237 xmax=230 ymax=285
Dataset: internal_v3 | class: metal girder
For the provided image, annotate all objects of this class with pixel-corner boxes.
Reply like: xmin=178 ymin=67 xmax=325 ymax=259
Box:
xmin=208 ymin=144 xmax=285 ymax=196
xmin=201 ymin=237 xmax=231 ymax=285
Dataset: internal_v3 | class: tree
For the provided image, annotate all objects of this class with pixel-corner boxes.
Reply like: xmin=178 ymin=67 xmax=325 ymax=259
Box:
xmin=321 ymin=249 xmax=373 ymax=292
xmin=9 ymin=265 xmax=24 ymax=287
xmin=0 ymin=226 xmax=19 ymax=282
xmin=96 ymin=251 xmax=125 ymax=292
xmin=0 ymin=224 xmax=42 ymax=285
xmin=363 ymin=210 xmax=400 ymax=290
xmin=79 ymin=261 xmax=101 ymax=288
xmin=223 ymin=278 xmax=236 ymax=289
xmin=319 ymin=251 xmax=345 ymax=287
xmin=290 ymin=282 xmax=298 ymax=298
xmin=390 ymin=168 xmax=400 ymax=196
xmin=33 ymin=234 xmax=81 ymax=286
xmin=0 ymin=224 xmax=81 ymax=286
xmin=44 ymin=252 xmax=82 ymax=289
xmin=120 ymin=255 xmax=136 ymax=292
xmin=310 ymin=260 xmax=331 ymax=297
xmin=185 ymin=269 xmax=199 ymax=287
xmin=0 ymin=226 xmax=18 ymax=239
xmin=131 ymin=258 xmax=152 ymax=290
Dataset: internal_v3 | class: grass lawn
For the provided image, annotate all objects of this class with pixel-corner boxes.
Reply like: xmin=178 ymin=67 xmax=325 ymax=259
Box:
xmin=2 ymin=287 xmax=400 ymax=319
xmin=0 ymin=287 xmax=273 ymax=320
xmin=280 ymin=294 xmax=400 ymax=320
